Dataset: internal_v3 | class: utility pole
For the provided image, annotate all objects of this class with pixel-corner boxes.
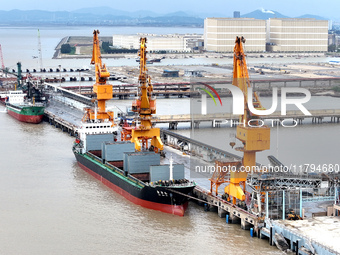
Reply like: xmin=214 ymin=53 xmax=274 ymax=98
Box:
xmin=17 ymin=62 xmax=22 ymax=89
xmin=38 ymin=29 xmax=43 ymax=71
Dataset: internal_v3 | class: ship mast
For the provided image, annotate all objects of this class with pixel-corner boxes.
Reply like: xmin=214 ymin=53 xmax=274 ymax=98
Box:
xmin=124 ymin=38 xmax=163 ymax=153
xmin=82 ymin=30 xmax=115 ymax=125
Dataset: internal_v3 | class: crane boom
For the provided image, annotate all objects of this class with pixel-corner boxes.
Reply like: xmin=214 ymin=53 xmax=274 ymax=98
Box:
xmin=232 ymin=36 xmax=270 ymax=165
xmin=232 ymin=36 xmax=266 ymax=124
xmin=91 ymin=30 xmax=110 ymax=83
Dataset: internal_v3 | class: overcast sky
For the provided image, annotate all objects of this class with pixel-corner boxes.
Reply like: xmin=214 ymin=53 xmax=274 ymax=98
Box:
xmin=1 ymin=0 xmax=339 ymax=19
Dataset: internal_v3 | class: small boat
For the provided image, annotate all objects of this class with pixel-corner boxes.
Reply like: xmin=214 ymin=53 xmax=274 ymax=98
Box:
xmin=136 ymin=58 xmax=162 ymax=63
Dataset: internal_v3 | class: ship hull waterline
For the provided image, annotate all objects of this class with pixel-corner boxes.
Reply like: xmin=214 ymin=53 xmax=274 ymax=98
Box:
xmin=6 ymin=104 xmax=44 ymax=124
xmin=74 ymin=152 xmax=193 ymax=216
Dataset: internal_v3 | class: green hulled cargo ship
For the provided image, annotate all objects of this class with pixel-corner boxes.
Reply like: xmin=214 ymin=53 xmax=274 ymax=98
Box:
xmin=6 ymin=90 xmax=45 ymax=124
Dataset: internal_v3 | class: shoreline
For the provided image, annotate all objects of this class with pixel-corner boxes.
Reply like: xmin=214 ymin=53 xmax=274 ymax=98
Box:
xmin=54 ymin=50 xmax=327 ymax=60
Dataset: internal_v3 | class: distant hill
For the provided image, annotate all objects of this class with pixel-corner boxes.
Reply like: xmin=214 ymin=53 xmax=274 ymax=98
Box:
xmin=72 ymin=7 xmax=159 ymax=18
xmin=72 ymin=7 xmax=130 ymax=16
xmin=241 ymin=9 xmax=328 ymax=20
xmin=0 ymin=8 xmax=330 ymax=27
xmin=296 ymin=14 xmax=328 ymax=20
xmin=163 ymin=11 xmax=190 ymax=17
xmin=0 ymin=9 xmax=71 ymax=23
xmin=241 ymin=9 xmax=289 ymax=19
xmin=0 ymin=8 xmax=203 ymax=27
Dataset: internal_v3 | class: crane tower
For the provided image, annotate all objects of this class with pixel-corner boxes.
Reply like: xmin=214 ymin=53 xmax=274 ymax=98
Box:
xmin=209 ymin=37 xmax=271 ymax=205
xmin=81 ymin=30 xmax=115 ymax=125
xmin=121 ymin=38 xmax=163 ymax=153
xmin=225 ymin=36 xmax=270 ymax=204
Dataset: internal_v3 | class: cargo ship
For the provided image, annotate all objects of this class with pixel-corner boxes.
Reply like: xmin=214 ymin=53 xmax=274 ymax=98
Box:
xmin=73 ymin=31 xmax=195 ymax=216
xmin=73 ymin=122 xmax=196 ymax=216
xmin=6 ymin=90 xmax=45 ymax=124
xmin=2 ymin=64 xmax=46 ymax=123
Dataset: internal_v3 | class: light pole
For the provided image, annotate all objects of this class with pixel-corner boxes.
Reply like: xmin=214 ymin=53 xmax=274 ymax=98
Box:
xmin=58 ymin=64 xmax=61 ymax=87
xmin=79 ymin=70 xmax=81 ymax=94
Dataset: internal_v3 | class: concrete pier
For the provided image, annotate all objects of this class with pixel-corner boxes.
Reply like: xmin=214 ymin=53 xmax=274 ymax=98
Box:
xmin=193 ymin=185 xmax=340 ymax=254
xmin=218 ymin=207 xmax=227 ymax=218
xmin=193 ymin=187 xmax=260 ymax=234
xmin=262 ymin=217 xmax=340 ymax=255
xmin=241 ymin=218 xmax=251 ymax=230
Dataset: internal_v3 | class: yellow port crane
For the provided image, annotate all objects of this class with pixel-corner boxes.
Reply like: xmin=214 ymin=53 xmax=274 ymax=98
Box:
xmin=210 ymin=37 xmax=270 ymax=204
xmin=82 ymin=30 xmax=115 ymax=125
xmin=122 ymin=38 xmax=163 ymax=152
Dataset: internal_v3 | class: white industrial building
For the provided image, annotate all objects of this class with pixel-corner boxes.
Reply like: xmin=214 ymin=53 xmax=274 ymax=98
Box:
xmin=112 ymin=34 xmax=203 ymax=53
xmin=204 ymin=17 xmax=329 ymax=53
xmin=204 ymin=18 xmax=267 ymax=52
xmin=266 ymin=18 xmax=329 ymax=52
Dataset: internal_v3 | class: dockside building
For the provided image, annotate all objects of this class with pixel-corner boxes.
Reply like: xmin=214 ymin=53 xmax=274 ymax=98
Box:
xmin=204 ymin=17 xmax=329 ymax=53
xmin=112 ymin=34 xmax=203 ymax=53
xmin=204 ymin=18 xmax=267 ymax=52
xmin=266 ymin=18 xmax=328 ymax=52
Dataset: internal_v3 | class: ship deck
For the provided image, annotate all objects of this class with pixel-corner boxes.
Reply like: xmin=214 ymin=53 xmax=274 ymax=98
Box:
xmin=161 ymin=146 xmax=213 ymax=191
